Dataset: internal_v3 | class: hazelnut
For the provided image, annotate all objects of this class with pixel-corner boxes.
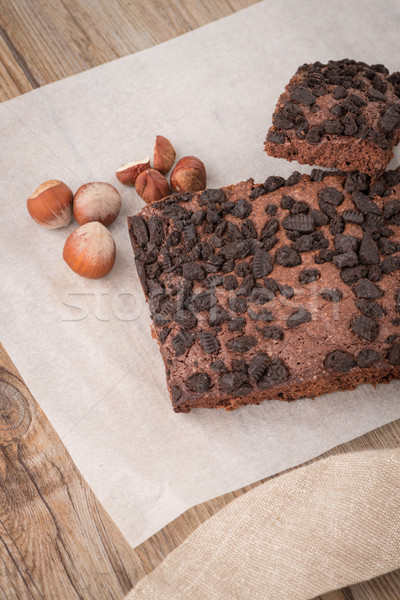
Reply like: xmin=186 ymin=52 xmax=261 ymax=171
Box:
xmin=116 ymin=157 xmax=150 ymax=185
xmin=73 ymin=182 xmax=121 ymax=227
xmin=27 ymin=180 xmax=73 ymax=229
xmin=63 ymin=222 xmax=116 ymax=279
xmin=170 ymin=157 xmax=206 ymax=193
xmin=135 ymin=168 xmax=170 ymax=204
xmin=153 ymin=136 xmax=176 ymax=174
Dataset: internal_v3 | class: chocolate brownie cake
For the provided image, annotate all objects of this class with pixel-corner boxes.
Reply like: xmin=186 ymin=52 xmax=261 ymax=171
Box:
xmin=128 ymin=168 xmax=400 ymax=412
xmin=265 ymin=59 xmax=400 ymax=177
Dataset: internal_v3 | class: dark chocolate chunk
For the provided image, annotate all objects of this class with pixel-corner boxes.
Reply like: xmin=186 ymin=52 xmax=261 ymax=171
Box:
xmin=299 ymin=268 xmax=321 ymax=284
xmin=342 ymin=210 xmax=364 ymax=224
xmin=192 ymin=291 xmax=216 ymax=312
xmin=354 ymin=279 xmax=383 ymax=299
xmin=379 ymin=104 xmax=400 ymax=133
xmin=344 ymin=172 xmax=370 ymax=193
xmin=321 ymin=288 xmax=343 ymax=303
xmin=232 ymin=198 xmax=252 ymax=219
xmin=266 ymin=130 xmax=285 ymax=144
xmin=158 ymin=327 xmax=171 ymax=344
xmin=285 ymin=171 xmax=302 ymax=186
xmin=342 ymin=115 xmax=358 ymax=135
xmin=275 ymin=245 xmax=302 ymax=267
xmin=228 ymin=317 xmax=246 ymax=332
xmin=130 ymin=215 xmax=149 ymax=247
xmin=383 ymin=199 xmax=400 ymax=219
xmin=324 ymin=350 xmax=355 ymax=372
xmin=388 ymin=343 xmax=400 ymax=365
xmin=209 ymin=305 xmax=231 ymax=327
xmin=333 ymin=252 xmax=359 ymax=269
xmin=282 ymin=214 xmax=314 ymax=233
xmin=248 ymin=307 xmax=274 ymax=322
xmin=317 ymin=249 xmax=334 ymax=263
xmin=200 ymin=188 xmax=226 ymax=205
xmin=291 ymin=201 xmax=310 ymax=215
xmin=229 ymin=296 xmax=247 ymax=313
xmin=351 ymin=316 xmax=380 ymax=342
xmin=262 ymin=325 xmax=284 ymax=340
xmin=264 ymin=278 xmax=280 ymax=293
xmin=266 ymin=204 xmax=278 ymax=216
xmin=248 ymin=353 xmax=270 ymax=383
xmin=198 ymin=331 xmax=220 ymax=354
xmin=279 ymin=284 xmax=294 ymax=298
xmin=367 ymin=87 xmax=387 ymax=102
xmin=171 ymin=331 xmax=195 ymax=355
xmin=148 ymin=216 xmax=165 ymax=246
xmin=356 ymin=349 xmax=381 ymax=368
xmin=334 ymin=234 xmax=359 ymax=253
xmin=324 ymin=119 xmax=344 ymax=135
xmin=171 ymin=386 xmax=182 ymax=403
xmin=352 ymin=191 xmax=381 ymax=215
xmin=290 ymin=85 xmax=317 ymax=105
xmin=367 ymin=265 xmax=383 ymax=283
xmin=211 ymin=360 xmax=228 ymax=373
xmin=182 ymin=262 xmax=205 ymax=281
xmin=253 ymin=248 xmax=273 ymax=278
xmin=293 ymin=234 xmax=314 ymax=253
xmin=287 ymin=308 xmax=312 ymax=328
xmin=186 ymin=373 xmax=211 ymax=393
xmin=261 ymin=218 xmax=280 ymax=239
xmin=241 ymin=219 xmax=257 ymax=239
xmin=273 ymin=113 xmax=294 ymax=129
xmin=318 ymin=198 xmax=337 ymax=219
xmin=306 ymin=125 xmax=324 ymax=143
xmin=318 ymin=187 xmax=344 ymax=207
xmin=355 ymin=299 xmax=385 ymax=319
xmin=223 ymin=274 xmax=238 ymax=290
xmin=359 ymin=232 xmax=380 ymax=265
xmin=329 ymin=216 xmax=345 ymax=235
xmin=219 ymin=371 xmax=248 ymax=394
xmin=236 ymin=275 xmax=255 ymax=297
xmin=227 ymin=336 xmax=258 ymax=353
xmin=381 ymin=256 xmax=400 ymax=274
xmin=281 ymin=195 xmax=295 ymax=210
xmin=175 ymin=309 xmax=197 ymax=330
xmin=258 ymin=358 xmax=289 ymax=389
xmin=341 ymin=265 xmax=368 ymax=285
xmin=250 ymin=288 xmax=275 ymax=305
xmin=310 ymin=209 xmax=329 ymax=227
xmin=235 ymin=262 xmax=251 ymax=278
xmin=333 ymin=86 xmax=348 ymax=100
xmin=264 ymin=176 xmax=286 ymax=193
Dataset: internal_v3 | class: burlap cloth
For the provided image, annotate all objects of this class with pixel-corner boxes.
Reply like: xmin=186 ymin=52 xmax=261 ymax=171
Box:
xmin=125 ymin=446 xmax=400 ymax=599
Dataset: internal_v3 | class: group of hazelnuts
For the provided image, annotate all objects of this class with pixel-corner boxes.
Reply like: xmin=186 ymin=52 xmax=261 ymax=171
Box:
xmin=27 ymin=135 xmax=206 ymax=279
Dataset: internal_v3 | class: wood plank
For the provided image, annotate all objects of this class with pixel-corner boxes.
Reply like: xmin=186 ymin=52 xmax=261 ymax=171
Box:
xmin=0 ymin=343 xmax=147 ymax=599
xmin=1 ymin=1 xmax=400 ymax=598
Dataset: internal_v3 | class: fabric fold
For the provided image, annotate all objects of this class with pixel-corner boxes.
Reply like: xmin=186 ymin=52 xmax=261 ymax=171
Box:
xmin=126 ymin=447 xmax=400 ymax=600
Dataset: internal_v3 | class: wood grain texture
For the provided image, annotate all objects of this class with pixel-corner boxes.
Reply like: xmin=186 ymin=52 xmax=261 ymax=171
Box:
xmin=1 ymin=1 xmax=400 ymax=598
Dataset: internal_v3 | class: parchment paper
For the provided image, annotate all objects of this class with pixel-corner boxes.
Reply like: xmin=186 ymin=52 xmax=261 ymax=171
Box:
xmin=2 ymin=0 xmax=400 ymax=548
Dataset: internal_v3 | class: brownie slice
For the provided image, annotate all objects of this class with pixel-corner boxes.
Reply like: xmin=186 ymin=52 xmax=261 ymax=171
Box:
xmin=265 ymin=59 xmax=400 ymax=177
xmin=128 ymin=168 xmax=400 ymax=413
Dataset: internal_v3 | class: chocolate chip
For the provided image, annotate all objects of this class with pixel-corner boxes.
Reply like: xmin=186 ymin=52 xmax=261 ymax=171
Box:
xmin=287 ymin=308 xmax=312 ymax=328
xmin=204 ymin=275 xmax=223 ymax=288
xmin=285 ymin=171 xmax=302 ymax=186
xmin=252 ymin=248 xmax=273 ymax=278
xmin=292 ymin=235 xmax=313 ymax=253
xmin=223 ymin=274 xmax=238 ymax=290
xmin=258 ymin=358 xmax=289 ymax=389
xmin=227 ymin=336 xmax=258 ymax=353
xmin=344 ymin=172 xmax=370 ymax=193
xmin=250 ymin=288 xmax=275 ymax=305
xmin=229 ymin=296 xmax=247 ymax=313
xmin=281 ymin=196 xmax=295 ymax=210
xmin=367 ymin=88 xmax=387 ymax=102
xmin=388 ymin=343 xmax=400 ymax=365
xmin=291 ymin=201 xmax=310 ymax=215
xmin=306 ymin=125 xmax=324 ymax=143
xmin=266 ymin=204 xmax=278 ymax=216
xmin=379 ymin=104 xmax=400 ymax=133
xmin=130 ymin=215 xmax=149 ymax=247
xmin=261 ymin=218 xmax=280 ymax=240
xmin=359 ymin=232 xmax=380 ymax=265
xmin=324 ymin=350 xmax=355 ymax=372
xmin=282 ymin=214 xmax=315 ymax=233
xmin=343 ymin=210 xmax=364 ymax=224
xmin=354 ymin=279 xmax=383 ymax=299
xmin=248 ymin=307 xmax=274 ymax=322
xmin=317 ymin=249 xmax=334 ymax=263
xmin=234 ymin=262 xmax=250 ymax=278
xmin=241 ymin=219 xmax=257 ymax=239
xmin=355 ymin=299 xmax=385 ymax=319
xmin=175 ymin=309 xmax=197 ymax=331
xmin=186 ymin=373 xmax=211 ymax=393
xmin=367 ymin=265 xmax=383 ymax=283
xmin=192 ymin=291 xmax=216 ymax=312
xmin=264 ymin=176 xmax=286 ymax=193
xmin=290 ymin=85 xmax=317 ymax=105
xmin=333 ymin=251 xmax=359 ymax=269
xmin=381 ymin=256 xmax=400 ymax=274
xmin=182 ymin=262 xmax=205 ymax=281
xmin=219 ymin=372 xmax=248 ymax=394
xmin=324 ymin=120 xmax=344 ymax=135
xmin=334 ymin=234 xmax=359 ymax=253
xmin=248 ymin=353 xmax=270 ymax=383
xmin=200 ymin=188 xmax=226 ymax=205
xmin=231 ymin=198 xmax=252 ymax=219
xmin=227 ymin=317 xmax=246 ymax=332
xmin=383 ymin=199 xmax=400 ymax=219
xmin=318 ymin=187 xmax=345 ymax=207
xmin=330 ymin=216 xmax=345 ymax=235
xmin=235 ymin=275 xmax=254 ymax=297
xmin=198 ymin=331 xmax=220 ymax=354
xmin=318 ymin=198 xmax=337 ymax=219
xmin=299 ymin=268 xmax=321 ymax=284
xmin=172 ymin=331 xmax=195 ymax=355
xmin=275 ymin=245 xmax=302 ymax=267
xmin=341 ymin=265 xmax=368 ymax=285
xmin=266 ymin=131 xmax=285 ymax=144
xmin=273 ymin=113 xmax=294 ymax=129
xmin=351 ymin=316 xmax=380 ymax=342
xmin=333 ymin=86 xmax=348 ymax=99
xmin=342 ymin=115 xmax=358 ymax=135
xmin=264 ymin=278 xmax=279 ymax=293
xmin=222 ymin=260 xmax=235 ymax=273
xmin=209 ymin=305 xmax=231 ymax=327
xmin=279 ymin=284 xmax=294 ymax=298
xmin=262 ymin=325 xmax=284 ymax=340
xmin=356 ymin=349 xmax=381 ymax=368
xmin=321 ymin=288 xmax=343 ymax=303
xmin=310 ymin=209 xmax=329 ymax=227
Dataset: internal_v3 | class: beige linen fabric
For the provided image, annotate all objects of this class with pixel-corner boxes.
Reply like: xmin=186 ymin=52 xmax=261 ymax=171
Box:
xmin=126 ymin=447 xmax=400 ymax=600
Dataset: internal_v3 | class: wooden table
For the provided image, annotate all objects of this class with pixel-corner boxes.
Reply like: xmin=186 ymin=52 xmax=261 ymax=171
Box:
xmin=1 ymin=2 xmax=399 ymax=598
